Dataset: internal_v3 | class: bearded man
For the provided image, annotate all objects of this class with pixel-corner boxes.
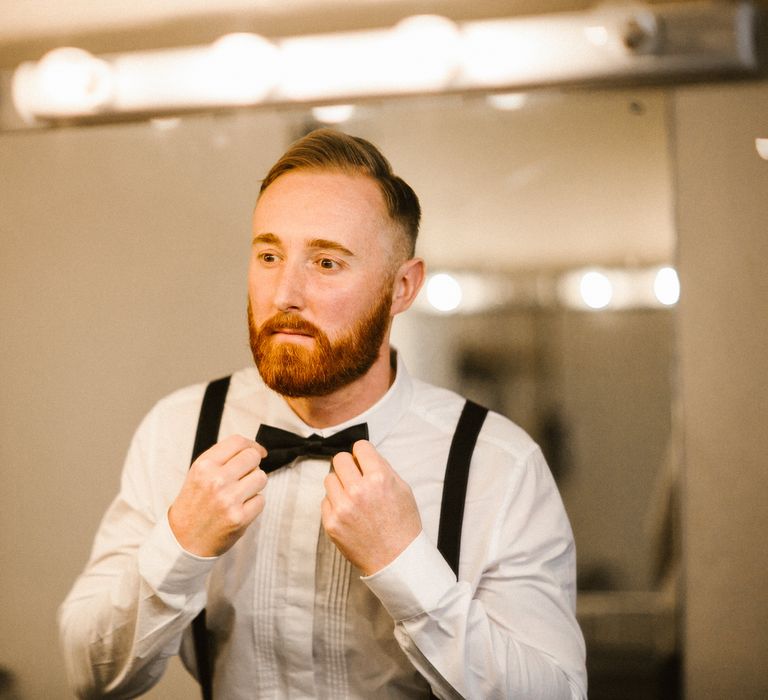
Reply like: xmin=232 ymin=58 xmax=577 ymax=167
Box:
xmin=59 ymin=129 xmax=587 ymax=699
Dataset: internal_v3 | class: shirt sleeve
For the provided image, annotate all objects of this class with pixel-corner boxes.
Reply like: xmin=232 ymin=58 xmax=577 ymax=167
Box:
xmin=362 ymin=446 xmax=587 ymax=700
xmin=58 ymin=402 xmax=217 ymax=699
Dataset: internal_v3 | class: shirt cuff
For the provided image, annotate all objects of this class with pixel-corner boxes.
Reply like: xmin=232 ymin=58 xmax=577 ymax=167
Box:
xmin=362 ymin=530 xmax=457 ymax=621
xmin=137 ymin=512 xmax=218 ymax=604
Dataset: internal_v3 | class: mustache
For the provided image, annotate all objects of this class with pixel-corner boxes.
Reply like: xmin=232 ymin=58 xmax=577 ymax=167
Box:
xmin=259 ymin=312 xmax=321 ymax=337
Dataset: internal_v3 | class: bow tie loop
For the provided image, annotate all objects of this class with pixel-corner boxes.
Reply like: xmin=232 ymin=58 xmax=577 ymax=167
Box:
xmin=256 ymin=423 xmax=369 ymax=473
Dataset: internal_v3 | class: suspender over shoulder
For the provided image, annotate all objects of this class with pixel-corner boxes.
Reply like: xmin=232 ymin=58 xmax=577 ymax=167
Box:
xmin=188 ymin=376 xmax=488 ymax=699
xmin=189 ymin=376 xmax=231 ymax=700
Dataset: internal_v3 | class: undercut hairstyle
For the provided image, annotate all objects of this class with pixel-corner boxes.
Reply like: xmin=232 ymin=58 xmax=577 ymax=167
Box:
xmin=259 ymin=128 xmax=421 ymax=258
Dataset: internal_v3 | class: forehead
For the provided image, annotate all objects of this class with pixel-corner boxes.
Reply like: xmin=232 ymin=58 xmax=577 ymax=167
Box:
xmin=253 ymin=170 xmax=389 ymax=239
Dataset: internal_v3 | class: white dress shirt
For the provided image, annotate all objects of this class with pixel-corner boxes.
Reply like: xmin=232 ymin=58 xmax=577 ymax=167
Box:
xmin=59 ymin=353 xmax=587 ymax=699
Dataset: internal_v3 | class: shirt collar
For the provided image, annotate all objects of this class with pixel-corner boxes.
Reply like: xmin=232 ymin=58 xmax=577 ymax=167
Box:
xmin=259 ymin=349 xmax=413 ymax=448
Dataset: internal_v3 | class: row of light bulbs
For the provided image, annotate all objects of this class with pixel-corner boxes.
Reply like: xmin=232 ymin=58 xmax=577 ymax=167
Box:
xmin=422 ymin=266 xmax=680 ymax=314
xmin=12 ymin=2 xmax=757 ymax=124
xmin=11 ymin=13 xmax=595 ymax=122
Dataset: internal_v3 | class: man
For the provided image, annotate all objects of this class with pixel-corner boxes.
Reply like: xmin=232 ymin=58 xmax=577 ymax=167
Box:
xmin=59 ymin=129 xmax=587 ymax=699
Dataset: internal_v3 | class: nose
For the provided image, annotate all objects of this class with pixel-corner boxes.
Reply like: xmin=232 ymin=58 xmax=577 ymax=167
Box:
xmin=272 ymin=260 xmax=306 ymax=312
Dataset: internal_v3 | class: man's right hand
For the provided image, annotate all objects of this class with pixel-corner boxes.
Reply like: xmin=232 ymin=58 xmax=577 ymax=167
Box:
xmin=168 ymin=435 xmax=268 ymax=557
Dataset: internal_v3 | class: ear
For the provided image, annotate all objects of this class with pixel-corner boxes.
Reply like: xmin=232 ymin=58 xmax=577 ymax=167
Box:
xmin=390 ymin=257 xmax=425 ymax=316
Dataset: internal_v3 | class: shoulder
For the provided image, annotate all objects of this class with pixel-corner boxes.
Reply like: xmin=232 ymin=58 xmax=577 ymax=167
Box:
xmin=148 ymin=366 xmax=262 ymax=417
xmin=408 ymin=376 xmax=540 ymax=465
xmin=133 ymin=367 xmax=264 ymax=447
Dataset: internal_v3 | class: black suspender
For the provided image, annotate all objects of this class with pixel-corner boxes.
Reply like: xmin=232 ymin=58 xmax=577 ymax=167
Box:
xmin=188 ymin=377 xmax=488 ymax=699
xmin=437 ymin=399 xmax=488 ymax=576
xmin=189 ymin=376 xmax=231 ymax=700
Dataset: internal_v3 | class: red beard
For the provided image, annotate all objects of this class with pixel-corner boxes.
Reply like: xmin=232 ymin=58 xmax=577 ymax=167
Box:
xmin=248 ymin=285 xmax=393 ymax=398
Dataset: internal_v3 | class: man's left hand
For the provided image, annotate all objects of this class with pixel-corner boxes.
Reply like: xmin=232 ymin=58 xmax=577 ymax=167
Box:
xmin=321 ymin=440 xmax=422 ymax=576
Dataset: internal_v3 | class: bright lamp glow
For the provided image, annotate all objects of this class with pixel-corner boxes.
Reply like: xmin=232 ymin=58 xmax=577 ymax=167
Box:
xmin=112 ymin=34 xmax=277 ymax=112
xmin=311 ymin=104 xmax=356 ymax=124
xmin=486 ymin=92 xmax=528 ymax=110
xmin=208 ymin=33 xmax=279 ymax=103
xmin=10 ymin=3 xmax=758 ymax=125
xmin=391 ymin=15 xmax=462 ymax=90
xmin=580 ymin=271 xmax=613 ymax=309
xmin=12 ymin=47 xmax=113 ymax=121
xmin=279 ymin=15 xmax=459 ymax=101
xmin=427 ymin=273 xmax=463 ymax=312
xmin=653 ymin=266 xmax=680 ymax=305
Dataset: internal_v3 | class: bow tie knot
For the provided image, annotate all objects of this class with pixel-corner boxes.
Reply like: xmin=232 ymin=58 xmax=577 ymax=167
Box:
xmin=256 ymin=423 xmax=369 ymax=473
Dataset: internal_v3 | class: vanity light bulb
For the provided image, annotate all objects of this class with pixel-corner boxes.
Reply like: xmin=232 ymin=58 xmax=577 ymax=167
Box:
xmin=427 ymin=273 xmax=463 ymax=312
xmin=653 ymin=266 xmax=680 ymax=306
xmin=14 ymin=46 xmax=114 ymax=120
xmin=311 ymin=104 xmax=356 ymax=124
xmin=580 ymin=271 xmax=613 ymax=309
xmin=208 ymin=33 xmax=279 ymax=103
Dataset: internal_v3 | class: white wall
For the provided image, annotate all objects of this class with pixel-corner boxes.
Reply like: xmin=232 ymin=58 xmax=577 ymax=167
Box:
xmin=0 ymin=111 xmax=287 ymax=698
xmin=673 ymin=79 xmax=768 ymax=698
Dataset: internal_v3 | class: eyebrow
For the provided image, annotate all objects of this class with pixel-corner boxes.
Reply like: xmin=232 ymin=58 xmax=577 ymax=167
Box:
xmin=252 ymin=233 xmax=354 ymax=258
xmin=252 ymin=232 xmax=281 ymax=246
xmin=308 ymin=238 xmax=355 ymax=257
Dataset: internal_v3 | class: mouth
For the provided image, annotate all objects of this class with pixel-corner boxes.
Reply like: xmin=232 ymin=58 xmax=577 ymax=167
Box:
xmin=272 ymin=328 xmax=314 ymax=337
xmin=269 ymin=328 xmax=316 ymax=345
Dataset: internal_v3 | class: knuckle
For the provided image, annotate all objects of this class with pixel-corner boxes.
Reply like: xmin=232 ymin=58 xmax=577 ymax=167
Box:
xmin=225 ymin=505 xmax=244 ymax=529
xmin=251 ymin=494 xmax=266 ymax=515
xmin=346 ymin=482 xmax=364 ymax=501
xmin=369 ymin=471 xmax=386 ymax=488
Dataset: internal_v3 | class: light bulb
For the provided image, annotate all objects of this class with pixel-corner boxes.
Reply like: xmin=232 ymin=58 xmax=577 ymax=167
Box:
xmin=208 ymin=33 xmax=279 ymax=103
xmin=311 ymin=104 xmax=356 ymax=124
xmin=653 ymin=267 xmax=680 ymax=306
xmin=13 ymin=47 xmax=113 ymax=120
xmin=427 ymin=273 xmax=463 ymax=312
xmin=580 ymin=271 xmax=613 ymax=309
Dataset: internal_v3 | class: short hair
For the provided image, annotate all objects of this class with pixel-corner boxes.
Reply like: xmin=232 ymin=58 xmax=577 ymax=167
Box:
xmin=259 ymin=128 xmax=420 ymax=258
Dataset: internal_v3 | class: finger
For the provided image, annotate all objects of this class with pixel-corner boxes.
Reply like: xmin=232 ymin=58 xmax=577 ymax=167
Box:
xmin=332 ymin=451 xmax=363 ymax=487
xmin=350 ymin=440 xmax=390 ymax=475
xmin=201 ymin=434 xmax=266 ymax=467
xmin=241 ymin=492 xmax=265 ymax=522
xmin=222 ymin=446 xmax=267 ymax=481
xmin=233 ymin=467 xmax=268 ymax=502
xmin=323 ymin=470 xmax=346 ymax=507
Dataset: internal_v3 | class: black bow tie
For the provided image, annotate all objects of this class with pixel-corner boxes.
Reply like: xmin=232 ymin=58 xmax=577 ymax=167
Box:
xmin=255 ymin=423 xmax=369 ymax=473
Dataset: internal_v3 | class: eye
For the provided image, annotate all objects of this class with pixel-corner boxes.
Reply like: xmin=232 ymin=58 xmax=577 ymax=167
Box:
xmin=317 ymin=257 xmax=340 ymax=270
xmin=258 ymin=252 xmax=279 ymax=265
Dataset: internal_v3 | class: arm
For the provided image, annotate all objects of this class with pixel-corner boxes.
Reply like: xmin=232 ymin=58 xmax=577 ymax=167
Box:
xmin=58 ymin=498 xmax=215 ymax=698
xmin=59 ymin=401 xmax=267 ymax=698
xmin=323 ymin=442 xmax=586 ymax=699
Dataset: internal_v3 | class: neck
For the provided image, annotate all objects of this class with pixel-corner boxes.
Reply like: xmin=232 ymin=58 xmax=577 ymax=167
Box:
xmin=285 ymin=345 xmax=395 ymax=428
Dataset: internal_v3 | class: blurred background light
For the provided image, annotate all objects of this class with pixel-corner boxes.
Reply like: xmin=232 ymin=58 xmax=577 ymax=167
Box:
xmin=486 ymin=91 xmax=529 ymax=111
xmin=310 ymin=104 xmax=356 ymax=124
xmin=426 ymin=273 xmax=463 ymax=312
xmin=580 ymin=270 xmax=614 ymax=309
xmin=111 ymin=33 xmax=277 ymax=113
xmin=8 ymin=2 xmax=760 ymax=124
xmin=654 ymin=266 xmax=681 ymax=305
xmin=208 ymin=33 xmax=280 ymax=104
xmin=13 ymin=47 xmax=113 ymax=120
xmin=559 ymin=265 xmax=679 ymax=310
xmin=278 ymin=14 xmax=459 ymax=101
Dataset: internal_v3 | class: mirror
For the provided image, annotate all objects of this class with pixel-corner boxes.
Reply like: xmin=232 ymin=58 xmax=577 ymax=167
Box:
xmin=0 ymin=86 xmax=680 ymax=698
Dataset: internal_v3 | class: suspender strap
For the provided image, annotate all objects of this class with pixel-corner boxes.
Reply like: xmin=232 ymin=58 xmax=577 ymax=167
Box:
xmin=189 ymin=375 xmax=231 ymax=700
xmin=436 ymin=399 xmax=489 ymax=576
xmin=429 ymin=399 xmax=488 ymax=700
xmin=191 ymin=376 xmax=231 ymax=464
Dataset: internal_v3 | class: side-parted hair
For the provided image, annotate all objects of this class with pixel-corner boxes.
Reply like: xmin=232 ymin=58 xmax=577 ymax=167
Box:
xmin=259 ymin=128 xmax=421 ymax=258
